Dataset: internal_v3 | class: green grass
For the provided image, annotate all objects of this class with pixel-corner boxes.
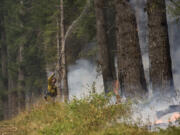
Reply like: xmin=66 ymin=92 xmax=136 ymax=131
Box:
xmin=0 ymin=93 xmax=180 ymax=135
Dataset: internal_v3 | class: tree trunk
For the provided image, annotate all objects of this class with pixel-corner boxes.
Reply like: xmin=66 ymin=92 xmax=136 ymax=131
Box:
xmin=94 ymin=0 xmax=114 ymax=93
xmin=115 ymin=0 xmax=147 ymax=97
xmin=0 ymin=4 xmax=9 ymax=119
xmin=56 ymin=17 xmax=63 ymax=100
xmin=8 ymin=77 xmax=18 ymax=118
xmin=147 ymin=0 xmax=174 ymax=95
xmin=104 ymin=1 xmax=117 ymax=81
xmin=57 ymin=0 xmax=90 ymax=101
xmin=60 ymin=0 xmax=69 ymax=101
xmin=18 ymin=44 xmax=25 ymax=112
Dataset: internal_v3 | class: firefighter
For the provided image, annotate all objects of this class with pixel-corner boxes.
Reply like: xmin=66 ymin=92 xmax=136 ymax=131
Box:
xmin=44 ymin=72 xmax=57 ymax=101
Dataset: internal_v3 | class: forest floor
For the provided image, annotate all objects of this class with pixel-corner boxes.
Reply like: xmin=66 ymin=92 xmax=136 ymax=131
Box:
xmin=0 ymin=93 xmax=180 ymax=135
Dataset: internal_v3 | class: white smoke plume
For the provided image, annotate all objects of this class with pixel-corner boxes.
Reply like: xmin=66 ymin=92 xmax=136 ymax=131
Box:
xmin=68 ymin=59 xmax=104 ymax=100
xmin=166 ymin=0 xmax=180 ymax=91
xmin=131 ymin=93 xmax=179 ymax=124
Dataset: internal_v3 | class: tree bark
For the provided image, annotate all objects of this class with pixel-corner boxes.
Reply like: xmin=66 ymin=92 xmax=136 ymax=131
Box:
xmin=0 ymin=3 xmax=9 ymax=119
xmin=115 ymin=0 xmax=147 ymax=97
xmin=56 ymin=17 xmax=63 ymax=100
xmin=18 ymin=44 xmax=25 ymax=112
xmin=60 ymin=0 xmax=69 ymax=101
xmin=147 ymin=0 xmax=174 ymax=95
xmin=104 ymin=1 xmax=117 ymax=81
xmin=94 ymin=0 xmax=114 ymax=93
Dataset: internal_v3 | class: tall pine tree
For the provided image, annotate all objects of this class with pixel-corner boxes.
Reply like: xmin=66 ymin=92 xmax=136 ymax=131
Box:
xmin=115 ymin=0 xmax=147 ymax=97
xmin=147 ymin=0 xmax=174 ymax=95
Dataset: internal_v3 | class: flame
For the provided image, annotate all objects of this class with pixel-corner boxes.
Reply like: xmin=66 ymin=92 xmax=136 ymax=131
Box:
xmin=113 ymin=80 xmax=119 ymax=96
xmin=155 ymin=119 xmax=164 ymax=124
xmin=168 ymin=112 xmax=180 ymax=122
xmin=155 ymin=112 xmax=180 ymax=125
xmin=113 ymin=80 xmax=121 ymax=103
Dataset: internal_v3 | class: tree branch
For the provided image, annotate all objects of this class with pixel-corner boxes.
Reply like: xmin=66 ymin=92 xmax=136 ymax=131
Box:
xmin=64 ymin=0 xmax=91 ymax=42
xmin=170 ymin=0 xmax=180 ymax=8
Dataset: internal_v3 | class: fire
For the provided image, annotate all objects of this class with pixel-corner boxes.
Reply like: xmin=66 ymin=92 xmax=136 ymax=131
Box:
xmin=113 ymin=80 xmax=119 ymax=96
xmin=168 ymin=112 xmax=180 ymax=122
xmin=155 ymin=119 xmax=164 ymax=124
xmin=113 ymin=80 xmax=121 ymax=103
xmin=155 ymin=112 xmax=180 ymax=125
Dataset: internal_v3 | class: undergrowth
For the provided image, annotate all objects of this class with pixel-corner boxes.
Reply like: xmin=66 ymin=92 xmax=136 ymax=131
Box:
xmin=0 ymin=93 xmax=180 ymax=135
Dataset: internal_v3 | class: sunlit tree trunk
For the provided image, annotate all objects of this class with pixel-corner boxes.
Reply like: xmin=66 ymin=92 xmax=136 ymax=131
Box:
xmin=57 ymin=0 xmax=91 ymax=101
xmin=56 ymin=16 xmax=63 ymax=100
xmin=147 ymin=0 xmax=174 ymax=95
xmin=94 ymin=0 xmax=114 ymax=93
xmin=60 ymin=0 xmax=69 ymax=101
xmin=115 ymin=0 xmax=147 ymax=97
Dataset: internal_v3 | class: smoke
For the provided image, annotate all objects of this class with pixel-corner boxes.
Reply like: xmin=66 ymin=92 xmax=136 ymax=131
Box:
xmin=68 ymin=59 xmax=104 ymax=100
xmin=66 ymin=0 xmax=180 ymax=98
xmin=131 ymin=92 xmax=179 ymax=125
xmin=67 ymin=58 xmax=179 ymax=127
xmin=131 ymin=0 xmax=180 ymax=92
xmin=130 ymin=0 xmax=152 ymax=96
xmin=65 ymin=0 xmax=180 ymax=128
xmin=166 ymin=0 xmax=180 ymax=91
xmin=128 ymin=0 xmax=180 ymax=128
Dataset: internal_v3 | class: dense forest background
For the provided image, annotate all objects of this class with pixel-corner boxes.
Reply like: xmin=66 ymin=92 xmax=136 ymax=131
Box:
xmin=0 ymin=0 xmax=180 ymax=120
